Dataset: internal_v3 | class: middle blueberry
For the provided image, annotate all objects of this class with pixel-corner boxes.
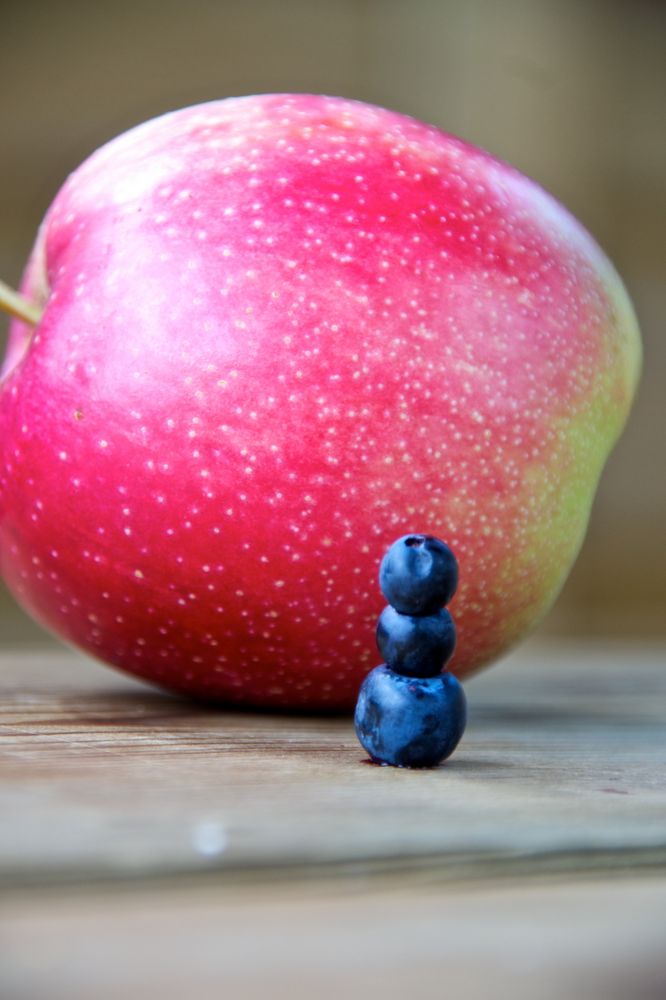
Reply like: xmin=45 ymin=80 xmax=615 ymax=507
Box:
xmin=376 ymin=605 xmax=456 ymax=677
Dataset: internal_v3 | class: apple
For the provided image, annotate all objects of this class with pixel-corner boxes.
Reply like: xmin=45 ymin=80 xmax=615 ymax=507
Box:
xmin=0 ymin=95 xmax=641 ymax=708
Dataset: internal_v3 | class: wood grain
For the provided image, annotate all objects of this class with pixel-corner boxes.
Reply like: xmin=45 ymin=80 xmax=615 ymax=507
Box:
xmin=2 ymin=875 xmax=666 ymax=1000
xmin=1 ymin=639 xmax=665 ymax=888
xmin=1 ymin=639 xmax=665 ymax=999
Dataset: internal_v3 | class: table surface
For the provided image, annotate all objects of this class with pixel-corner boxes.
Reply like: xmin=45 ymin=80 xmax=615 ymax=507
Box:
xmin=1 ymin=639 xmax=665 ymax=999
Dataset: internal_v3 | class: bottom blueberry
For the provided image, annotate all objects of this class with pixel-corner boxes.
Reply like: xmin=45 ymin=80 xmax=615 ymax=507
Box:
xmin=354 ymin=665 xmax=467 ymax=768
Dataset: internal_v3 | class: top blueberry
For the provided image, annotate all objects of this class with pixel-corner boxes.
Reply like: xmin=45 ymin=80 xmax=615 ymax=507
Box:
xmin=379 ymin=534 xmax=458 ymax=615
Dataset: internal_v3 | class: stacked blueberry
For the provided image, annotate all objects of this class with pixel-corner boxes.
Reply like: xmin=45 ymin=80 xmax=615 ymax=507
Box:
xmin=354 ymin=534 xmax=467 ymax=768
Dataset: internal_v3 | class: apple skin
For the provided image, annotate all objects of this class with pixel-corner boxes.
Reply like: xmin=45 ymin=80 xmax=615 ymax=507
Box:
xmin=0 ymin=95 xmax=640 ymax=708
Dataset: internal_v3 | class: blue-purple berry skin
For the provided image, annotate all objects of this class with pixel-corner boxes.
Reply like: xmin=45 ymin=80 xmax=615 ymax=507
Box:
xmin=376 ymin=605 xmax=456 ymax=677
xmin=354 ymin=665 xmax=467 ymax=768
xmin=379 ymin=534 xmax=458 ymax=616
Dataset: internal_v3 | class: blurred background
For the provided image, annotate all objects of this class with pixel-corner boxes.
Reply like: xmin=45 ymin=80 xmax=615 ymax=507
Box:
xmin=1 ymin=0 xmax=664 ymax=646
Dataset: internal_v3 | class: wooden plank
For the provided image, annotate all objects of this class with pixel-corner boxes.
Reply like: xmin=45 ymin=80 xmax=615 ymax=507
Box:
xmin=1 ymin=639 xmax=665 ymax=888
xmin=2 ymin=875 xmax=666 ymax=1000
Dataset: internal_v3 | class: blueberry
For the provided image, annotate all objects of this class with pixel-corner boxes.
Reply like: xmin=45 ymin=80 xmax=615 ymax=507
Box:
xmin=379 ymin=534 xmax=458 ymax=615
xmin=354 ymin=665 xmax=466 ymax=768
xmin=376 ymin=605 xmax=456 ymax=677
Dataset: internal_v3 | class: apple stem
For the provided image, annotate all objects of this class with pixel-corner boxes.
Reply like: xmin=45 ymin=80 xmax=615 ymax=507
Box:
xmin=0 ymin=279 xmax=42 ymax=327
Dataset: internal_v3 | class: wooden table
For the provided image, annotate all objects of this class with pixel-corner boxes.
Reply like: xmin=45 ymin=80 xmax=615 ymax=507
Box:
xmin=1 ymin=640 xmax=665 ymax=999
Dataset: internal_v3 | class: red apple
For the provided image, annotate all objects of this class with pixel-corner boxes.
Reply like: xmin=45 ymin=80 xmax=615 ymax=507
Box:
xmin=0 ymin=95 xmax=640 ymax=708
